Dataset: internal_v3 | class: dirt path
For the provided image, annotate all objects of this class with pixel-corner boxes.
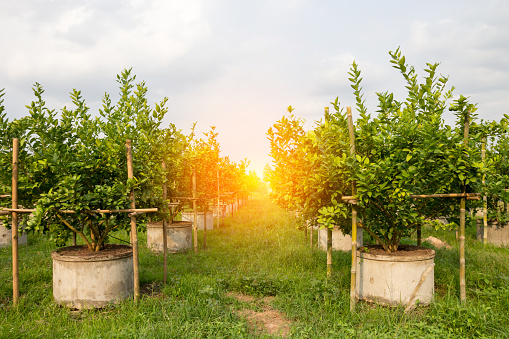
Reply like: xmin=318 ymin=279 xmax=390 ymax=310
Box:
xmin=228 ymin=292 xmax=292 ymax=338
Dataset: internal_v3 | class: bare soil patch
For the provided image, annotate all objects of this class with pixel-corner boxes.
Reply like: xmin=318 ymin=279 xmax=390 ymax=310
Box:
xmin=228 ymin=292 xmax=292 ymax=337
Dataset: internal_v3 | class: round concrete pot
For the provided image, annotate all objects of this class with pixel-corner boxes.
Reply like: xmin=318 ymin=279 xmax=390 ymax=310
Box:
xmin=356 ymin=245 xmax=435 ymax=306
xmin=147 ymin=220 xmax=192 ymax=253
xmin=181 ymin=211 xmax=214 ymax=230
xmin=476 ymin=220 xmax=509 ymax=246
xmin=318 ymin=226 xmax=363 ymax=251
xmin=0 ymin=221 xmax=28 ymax=248
xmin=52 ymin=244 xmax=133 ymax=309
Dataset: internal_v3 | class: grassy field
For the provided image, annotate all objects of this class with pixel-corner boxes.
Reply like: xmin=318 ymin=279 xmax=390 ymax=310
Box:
xmin=2 ymin=192 xmax=509 ymax=338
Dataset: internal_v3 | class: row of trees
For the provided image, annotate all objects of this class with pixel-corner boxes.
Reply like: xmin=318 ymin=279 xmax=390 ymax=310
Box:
xmin=266 ymin=48 xmax=509 ymax=253
xmin=0 ymin=69 xmax=260 ymax=252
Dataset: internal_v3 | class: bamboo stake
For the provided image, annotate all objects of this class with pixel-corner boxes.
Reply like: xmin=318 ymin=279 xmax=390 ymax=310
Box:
xmin=192 ymin=167 xmax=198 ymax=254
xmin=324 ymin=107 xmax=334 ymax=278
xmin=327 ymin=227 xmax=332 ymax=277
xmin=482 ymin=138 xmax=488 ymax=245
xmin=347 ymin=107 xmax=358 ymax=312
xmin=203 ymin=203 xmax=207 ymax=249
xmin=217 ymin=169 xmax=220 ymax=228
xmin=126 ymin=140 xmax=140 ymax=302
xmin=162 ymin=160 xmax=168 ymax=285
xmin=310 ymin=220 xmax=313 ymax=249
xmin=409 ymin=193 xmax=480 ymax=199
xmin=0 ymin=207 xmax=158 ymax=214
xmin=460 ymin=111 xmax=470 ymax=303
xmin=12 ymin=138 xmax=19 ymax=306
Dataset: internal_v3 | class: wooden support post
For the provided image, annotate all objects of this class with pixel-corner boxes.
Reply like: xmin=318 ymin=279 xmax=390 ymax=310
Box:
xmin=192 ymin=167 xmax=198 ymax=254
xmin=203 ymin=203 xmax=207 ymax=249
xmin=327 ymin=227 xmax=332 ymax=277
xmin=12 ymin=138 xmax=19 ymax=306
xmin=417 ymin=225 xmax=422 ymax=246
xmin=347 ymin=107 xmax=358 ymax=312
xmin=217 ymin=169 xmax=220 ymax=228
xmin=482 ymin=138 xmax=488 ymax=245
xmin=310 ymin=219 xmax=313 ymax=249
xmin=162 ymin=161 xmax=168 ymax=285
xmin=126 ymin=140 xmax=140 ymax=302
xmin=325 ymin=107 xmax=334 ymax=278
xmin=460 ymin=111 xmax=470 ymax=303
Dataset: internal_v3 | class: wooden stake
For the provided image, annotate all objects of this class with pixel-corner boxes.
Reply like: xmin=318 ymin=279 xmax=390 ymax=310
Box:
xmin=12 ymin=138 xmax=19 ymax=306
xmin=203 ymin=203 xmax=207 ymax=249
xmin=310 ymin=220 xmax=313 ymax=249
xmin=217 ymin=169 xmax=220 ymax=228
xmin=162 ymin=160 xmax=168 ymax=285
xmin=482 ymin=138 xmax=488 ymax=245
xmin=460 ymin=111 xmax=470 ymax=303
xmin=327 ymin=227 xmax=332 ymax=278
xmin=192 ymin=167 xmax=198 ymax=254
xmin=126 ymin=140 xmax=140 ymax=302
xmin=347 ymin=107 xmax=358 ymax=312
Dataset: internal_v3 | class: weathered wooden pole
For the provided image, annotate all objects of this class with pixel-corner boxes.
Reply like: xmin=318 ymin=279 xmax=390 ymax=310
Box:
xmin=327 ymin=227 xmax=332 ymax=277
xmin=482 ymin=137 xmax=488 ymax=245
xmin=347 ymin=107 xmax=358 ymax=312
xmin=12 ymin=138 xmax=19 ymax=306
xmin=460 ymin=111 xmax=470 ymax=303
xmin=324 ymin=107 xmax=333 ymax=278
xmin=162 ymin=160 xmax=168 ymax=285
xmin=310 ymin=219 xmax=313 ymax=249
xmin=217 ymin=169 xmax=220 ymax=228
xmin=126 ymin=140 xmax=140 ymax=301
xmin=203 ymin=202 xmax=207 ymax=249
xmin=192 ymin=167 xmax=198 ymax=254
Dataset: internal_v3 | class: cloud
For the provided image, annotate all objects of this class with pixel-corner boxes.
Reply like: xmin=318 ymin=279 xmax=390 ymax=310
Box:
xmin=0 ymin=0 xmax=211 ymax=82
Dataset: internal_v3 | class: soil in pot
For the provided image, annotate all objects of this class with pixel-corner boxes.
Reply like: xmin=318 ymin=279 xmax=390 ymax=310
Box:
xmin=356 ymin=245 xmax=435 ymax=307
xmin=146 ymin=220 xmax=192 ymax=252
xmin=52 ymin=244 xmax=134 ymax=309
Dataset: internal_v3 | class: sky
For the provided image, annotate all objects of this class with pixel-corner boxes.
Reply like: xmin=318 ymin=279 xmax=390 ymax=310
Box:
xmin=1 ymin=0 xmax=509 ymax=178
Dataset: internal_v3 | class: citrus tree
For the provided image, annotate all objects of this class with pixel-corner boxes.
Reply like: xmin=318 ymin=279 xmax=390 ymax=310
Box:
xmin=345 ymin=49 xmax=483 ymax=252
xmin=3 ymin=69 xmax=178 ymax=251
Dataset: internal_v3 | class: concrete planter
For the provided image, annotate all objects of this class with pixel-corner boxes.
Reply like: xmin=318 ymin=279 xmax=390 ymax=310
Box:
xmin=477 ymin=220 xmax=509 ymax=246
xmin=181 ymin=211 xmax=214 ymax=230
xmin=213 ymin=205 xmax=227 ymax=218
xmin=318 ymin=226 xmax=363 ymax=251
xmin=0 ymin=222 xmax=28 ymax=248
xmin=356 ymin=245 xmax=435 ymax=306
xmin=147 ymin=221 xmax=192 ymax=252
xmin=52 ymin=244 xmax=133 ymax=309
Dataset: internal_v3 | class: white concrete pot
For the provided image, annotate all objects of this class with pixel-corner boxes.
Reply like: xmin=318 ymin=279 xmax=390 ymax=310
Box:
xmin=318 ymin=226 xmax=363 ymax=251
xmin=181 ymin=211 xmax=214 ymax=230
xmin=52 ymin=244 xmax=133 ymax=309
xmin=477 ymin=220 xmax=509 ymax=246
xmin=147 ymin=221 xmax=192 ymax=252
xmin=212 ymin=205 xmax=226 ymax=218
xmin=0 ymin=222 xmax=28 ymax=248
xmin=356 ymin=245 xmax=435 ymax=306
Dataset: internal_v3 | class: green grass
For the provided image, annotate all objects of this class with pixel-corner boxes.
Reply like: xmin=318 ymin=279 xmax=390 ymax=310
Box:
xmin=2 ymin=193 xmax=509 ymax=338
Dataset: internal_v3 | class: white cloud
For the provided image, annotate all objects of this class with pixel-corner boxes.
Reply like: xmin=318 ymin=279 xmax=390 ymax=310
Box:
xmin=0 ymin=0 xmax=211 ymax=81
